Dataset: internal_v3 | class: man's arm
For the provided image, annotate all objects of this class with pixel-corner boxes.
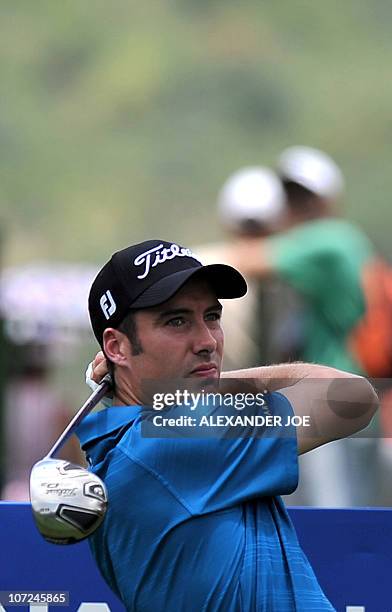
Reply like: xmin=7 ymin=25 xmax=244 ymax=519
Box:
xmin=221 ymin=363 xmax=379 ymax=455
xmin=223 ymin=238 xmax=274 ymax=278
xmin=86 ymin=354 xmax=379 ymax=456
xmin=194 ymin=239 xmax=274 ymax=278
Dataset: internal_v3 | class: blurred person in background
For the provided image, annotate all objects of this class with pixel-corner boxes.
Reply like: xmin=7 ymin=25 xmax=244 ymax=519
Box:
xmin=224 ymin=146 xmax=381 ymax=506
xmin=1 ymin=341 xmax=82 ymax=500
xmin=195 ymin=166 xmax=304 ymax=372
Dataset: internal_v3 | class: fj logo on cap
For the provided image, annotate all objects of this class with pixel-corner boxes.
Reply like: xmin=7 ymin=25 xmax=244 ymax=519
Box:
xmin=100 ymin=290 xmax=117 ymax=320
xmin=134 ymin=243 xmax=200 ymax=280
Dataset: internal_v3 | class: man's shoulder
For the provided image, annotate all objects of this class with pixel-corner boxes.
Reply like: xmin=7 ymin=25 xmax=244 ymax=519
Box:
xmin=268 ymin=217 xmax=373 ymax=262
xmin=273 ymin=217 xmax=364 ymax=240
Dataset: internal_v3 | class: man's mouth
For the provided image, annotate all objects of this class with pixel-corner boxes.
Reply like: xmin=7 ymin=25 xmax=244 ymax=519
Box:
xmin=190 ymin=364 xmax=218 ymax=378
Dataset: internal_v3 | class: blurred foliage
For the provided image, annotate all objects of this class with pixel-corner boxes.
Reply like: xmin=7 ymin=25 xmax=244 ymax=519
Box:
xmin=1 ymin=0 xmax=392 ymax=264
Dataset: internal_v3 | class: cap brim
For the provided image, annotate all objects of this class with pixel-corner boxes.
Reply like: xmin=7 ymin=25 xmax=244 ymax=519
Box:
xmin=131 ymin=264 xmax=247 ymax=309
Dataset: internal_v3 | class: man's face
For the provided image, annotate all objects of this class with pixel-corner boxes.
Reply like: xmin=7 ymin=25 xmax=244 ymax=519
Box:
xmin=116 ymin=277 xmax=224 ymax=403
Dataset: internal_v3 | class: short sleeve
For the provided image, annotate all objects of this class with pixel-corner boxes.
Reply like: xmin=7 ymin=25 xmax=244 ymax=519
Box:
xmin=267 ymin=222 xmax=339 ymax=299
xmin=119 ymin=392 xmax=298 ymax=515
xmin=267 ymin=219 xmax=374 ymax=332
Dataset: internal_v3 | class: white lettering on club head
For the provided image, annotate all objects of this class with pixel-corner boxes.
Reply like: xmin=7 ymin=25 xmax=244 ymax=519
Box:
xmin=134 ymin=244 xmax=200 ymax=279
xmin=100 ymin=290 xmax=117 ymax=320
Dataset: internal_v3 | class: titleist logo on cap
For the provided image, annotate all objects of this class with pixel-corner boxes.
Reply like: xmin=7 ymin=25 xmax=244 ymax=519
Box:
xmin=134 ymin=243 xmax=200 ymax=280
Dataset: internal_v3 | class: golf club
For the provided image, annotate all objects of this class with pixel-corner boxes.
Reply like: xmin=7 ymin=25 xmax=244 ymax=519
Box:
xmin=30 ymin=374 xmax=112 ymax=545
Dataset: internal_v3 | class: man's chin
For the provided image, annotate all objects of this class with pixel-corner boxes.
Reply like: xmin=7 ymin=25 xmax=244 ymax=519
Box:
xmin=186 ymin=375 xmax=220 ymax=392
xmin=139 ymin=376 xmax=219 ymax=400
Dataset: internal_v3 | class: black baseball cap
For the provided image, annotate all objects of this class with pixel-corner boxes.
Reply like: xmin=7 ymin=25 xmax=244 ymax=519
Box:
xmin=89 ymin=239 xmax=247 ymax=345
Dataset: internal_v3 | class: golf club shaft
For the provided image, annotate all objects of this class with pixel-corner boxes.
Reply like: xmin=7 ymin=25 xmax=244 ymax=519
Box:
xmin=46 ymin=374 xmax=112 ymax=459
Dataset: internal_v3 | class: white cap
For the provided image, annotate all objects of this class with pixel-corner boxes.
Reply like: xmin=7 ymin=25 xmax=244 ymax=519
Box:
xmin=277 ymin=146 xmax=344 ymax=199
xmin=217 ymin=166 xmax=285 ymax=230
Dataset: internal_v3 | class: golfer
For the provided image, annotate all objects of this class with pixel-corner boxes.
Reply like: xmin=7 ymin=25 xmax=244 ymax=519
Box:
xmin=78 ymin=238 xmax=378 ymax=611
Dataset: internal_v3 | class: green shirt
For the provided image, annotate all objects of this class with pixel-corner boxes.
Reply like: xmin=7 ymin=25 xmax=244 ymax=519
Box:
xmin=267 ymin=218 xmax=374 ymax=373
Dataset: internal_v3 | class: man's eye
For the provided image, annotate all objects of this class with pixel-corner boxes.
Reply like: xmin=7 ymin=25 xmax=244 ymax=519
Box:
xmin=206 ymin=312 xmax=221 ymax=322
xmin=166 ymin=317 xmax=185 ymax=327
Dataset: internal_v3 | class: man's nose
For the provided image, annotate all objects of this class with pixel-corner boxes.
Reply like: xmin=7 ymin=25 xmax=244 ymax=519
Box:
xmin=192 ymin=321 xmax=218 ymax=355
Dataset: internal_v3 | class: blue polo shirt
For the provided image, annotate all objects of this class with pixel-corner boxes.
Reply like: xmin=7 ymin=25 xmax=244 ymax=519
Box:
xmin=76 ymin=392 xmax=335 ymax=611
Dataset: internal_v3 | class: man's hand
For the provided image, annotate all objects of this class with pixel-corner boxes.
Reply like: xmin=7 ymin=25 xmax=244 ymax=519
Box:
xmin=91 ymin=351 xmax=109 ymax=383
xmin=85 ymin=351 xmax=112 ymax=405
xmin=223 ymin=238 xmax=272 ymax=278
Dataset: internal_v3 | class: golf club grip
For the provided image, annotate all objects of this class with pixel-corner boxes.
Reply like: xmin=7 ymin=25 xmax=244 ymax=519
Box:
xmin=46 ymin=374 xmax=112 ymax=458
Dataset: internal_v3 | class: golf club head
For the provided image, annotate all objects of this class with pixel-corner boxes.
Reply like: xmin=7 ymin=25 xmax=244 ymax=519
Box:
xmin=30 ymin=458 xmax=108 ymax=545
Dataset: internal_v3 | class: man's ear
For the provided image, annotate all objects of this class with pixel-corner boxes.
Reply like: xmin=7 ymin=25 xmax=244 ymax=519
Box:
xmin=102 ymin=328 xmax=128 ymax=366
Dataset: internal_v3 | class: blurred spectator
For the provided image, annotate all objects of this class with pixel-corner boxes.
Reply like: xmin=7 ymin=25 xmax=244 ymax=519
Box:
xmin=225 ymin=146 xmax=381 ymax=506
xmin=195 ymin=166 xmax=303 ymax=371
xmin=1 ymin=342 xmax=82 ymax=501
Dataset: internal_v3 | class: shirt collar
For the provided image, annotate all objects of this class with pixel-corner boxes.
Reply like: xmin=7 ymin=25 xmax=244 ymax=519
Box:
xmin=76 ymin=404 xmax=143 ymax=448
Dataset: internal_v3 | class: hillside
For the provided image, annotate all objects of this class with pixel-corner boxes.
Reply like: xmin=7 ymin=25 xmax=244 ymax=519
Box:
xmin=1 ymin=0 xmax=392 ymax=265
